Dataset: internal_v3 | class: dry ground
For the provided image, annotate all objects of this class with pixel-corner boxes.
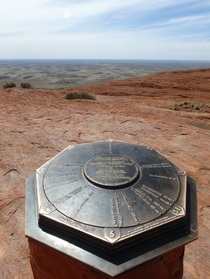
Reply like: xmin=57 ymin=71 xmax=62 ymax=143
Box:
xmin=0 ymin=68 xmax=210 ymax=278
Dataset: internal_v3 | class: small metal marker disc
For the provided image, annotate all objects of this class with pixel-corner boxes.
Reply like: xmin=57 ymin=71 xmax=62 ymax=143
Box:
xmin=84 ymin=155 xmax=140 ymax=188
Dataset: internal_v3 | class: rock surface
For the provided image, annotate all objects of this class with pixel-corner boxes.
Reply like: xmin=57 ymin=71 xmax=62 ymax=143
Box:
xmin=28 ymin=239 xmax=184 ymax=279
xmin=0 ymin=68 xmax=210 ymax=279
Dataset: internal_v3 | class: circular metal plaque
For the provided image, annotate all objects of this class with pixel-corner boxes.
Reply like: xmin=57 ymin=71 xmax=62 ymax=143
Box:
xmin=37 ymin=140 xmax=187 ymax=250
xmin=84 ymin=155 xmax=140 ymax=188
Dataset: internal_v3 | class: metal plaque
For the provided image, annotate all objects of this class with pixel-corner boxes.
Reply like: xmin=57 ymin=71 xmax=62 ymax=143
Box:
xmin=36 ymin=140 xmax=187 ymax=253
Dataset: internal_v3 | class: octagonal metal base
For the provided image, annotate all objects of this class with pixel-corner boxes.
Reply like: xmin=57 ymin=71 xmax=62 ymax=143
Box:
xmin=25 ymin=140 xmax=198 ymax=276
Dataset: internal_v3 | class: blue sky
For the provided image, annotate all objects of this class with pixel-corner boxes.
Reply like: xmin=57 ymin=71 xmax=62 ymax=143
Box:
xmin=0 ymin=0 xmax=210 ymax=60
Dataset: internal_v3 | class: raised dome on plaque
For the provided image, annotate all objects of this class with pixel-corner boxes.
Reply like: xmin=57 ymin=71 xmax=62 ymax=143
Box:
xmin=36 ymin=140 xmax=187 ymax=253
xmin=84 ymin=155 xmax=140 ymax=187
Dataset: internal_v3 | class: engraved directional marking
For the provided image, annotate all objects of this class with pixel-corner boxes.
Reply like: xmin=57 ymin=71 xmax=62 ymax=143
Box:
xmin=115 ymin=193 xmax=123 ymax=227
xmin=44 ymin=165 xmax=81 ymax=191
xmin=71 ymin=191 xmax=94 ymax=218
xmin=40 ymin=203 xmax=56 ymax=215
xmin=112 ymin=197 xmax=118 ymax=227
xmin=121 ymin=191 xmax=139 ymax=224
xmin=109 ymin=140 xmax=113 ymax=154
xmin=170 ymin=204 xmax=185 ymax=216
xmin=50 ymin=164 xmax=81 ymax=168
xmin=60 ymin=216 xmax=91 ymax=233
xmin=45 ymin=172 xmax=79 ymax=178
xmin=104 ymin=228 xmax=121 ymax=243
xmin=121 ymin=214 xmax=178 ymax=239
xmin=131 ymin=186 xmax=167 ymax=216
xmin=131 ymin=187 xmax=162 ymax=216
xmin=48 ymin=164 xmax=83 ymax=173
xmin=44 ymin=177 xmax=78 ymax=191
xmin=141 ymin=184 xmax=162 ymax=198
xmin=149 ymin=174 xmax=178 ymax=180
xmin=53 ymin=186 xmax=86 ymax=206
xmin=141 ymin=185 xmax=175 ymax=204
xmin=111 ymin=193 xmax=123 ymax=227
xmin=142 ymin=163 xmax=171 ymax=169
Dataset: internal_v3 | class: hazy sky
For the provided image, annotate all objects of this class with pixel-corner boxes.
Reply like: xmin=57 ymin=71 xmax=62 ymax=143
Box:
xmin=0 ymin=0 xmax=210 ymax=60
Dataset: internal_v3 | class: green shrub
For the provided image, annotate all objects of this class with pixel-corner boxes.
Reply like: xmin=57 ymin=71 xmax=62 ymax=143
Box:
xmin=65 ymin=92 xmax=96 ymax=100
xmin=20 ymin=82 xmax=33 ymax=89
xmin=170 ymin=101 xmax=209 ymax=112
xmin=170 ymin=104 xmax=180 ymax=111
xmin=3 ymin=82 xmax=16 ymax=89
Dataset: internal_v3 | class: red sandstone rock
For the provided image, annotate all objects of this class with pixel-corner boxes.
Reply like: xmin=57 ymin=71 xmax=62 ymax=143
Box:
xmin=28 ymin=239 xmax=184 ymax=279
xmin=0 ymin=68 xmax=210 ymax=278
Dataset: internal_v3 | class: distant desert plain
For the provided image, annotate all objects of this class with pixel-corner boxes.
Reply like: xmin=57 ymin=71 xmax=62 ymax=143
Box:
xmin=0 ymin=68 xmax=210 ymax=278
xmin=0 ymin=60 xmax=154 ymax=89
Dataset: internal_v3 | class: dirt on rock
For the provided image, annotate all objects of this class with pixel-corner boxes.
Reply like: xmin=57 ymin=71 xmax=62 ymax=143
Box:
xmin=0 ymin=68 xmax=210 ymax=279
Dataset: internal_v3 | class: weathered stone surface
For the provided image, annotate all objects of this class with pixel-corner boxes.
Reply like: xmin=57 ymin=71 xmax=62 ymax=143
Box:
xmin=0 ymin=68 xmax=210 ymax=278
